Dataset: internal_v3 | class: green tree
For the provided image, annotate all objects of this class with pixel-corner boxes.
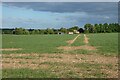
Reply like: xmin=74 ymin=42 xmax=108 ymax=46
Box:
xmin=14 ymin=28 xmax=24 ymax=35
xmin=84 ymin=24 xmax=93 ymax=33
xmin=59 ymin=27 xmax=67 ymax=33
xmin=94 ymin=24 xmax=100 ymax=33
xmin=45 ymin=28 xmax=54 ymax=34
xmin=23 ymin=29 xmax=29 ymax=35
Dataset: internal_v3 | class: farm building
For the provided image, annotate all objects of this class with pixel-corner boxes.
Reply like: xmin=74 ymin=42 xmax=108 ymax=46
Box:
xmin=78 ymin=28 xmax=84 ymax=33
xmin=57 ymin=32 xmax=64 ymax=35
xmin=73 ymin=30 xmax=79 ymax=34
xmin=68 ymin=32 xmax=73 ymax=34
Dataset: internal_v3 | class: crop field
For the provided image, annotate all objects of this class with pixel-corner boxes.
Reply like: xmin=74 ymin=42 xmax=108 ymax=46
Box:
xmin=1 ymin=33 xmax=118 ymax=78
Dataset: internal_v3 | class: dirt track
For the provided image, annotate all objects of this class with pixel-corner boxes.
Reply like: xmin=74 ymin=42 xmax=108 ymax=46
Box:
xmin=67 ymin=34 xmax=80 ymax=45
xmin=58 ymin=34 xmax=96 ymax=51
xmin=84 ymin=34 xmax=89 ymax=44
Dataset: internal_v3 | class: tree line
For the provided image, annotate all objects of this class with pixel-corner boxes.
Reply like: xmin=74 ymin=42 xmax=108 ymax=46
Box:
xmin=1 ymin=23 xmax=119 ymax=35
xmin=84 ymin=23 xmax=119 ymax=33
xmin=1 ymin=26 xmax=81 ymax=35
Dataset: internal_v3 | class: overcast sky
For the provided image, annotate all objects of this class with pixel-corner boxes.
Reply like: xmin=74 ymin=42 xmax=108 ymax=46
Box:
xmin=2 ymin=2 xmax=118 ymax=29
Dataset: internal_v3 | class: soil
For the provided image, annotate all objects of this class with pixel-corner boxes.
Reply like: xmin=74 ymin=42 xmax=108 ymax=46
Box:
xmin=2 ymin=53 xmax=118 ymax=68
xmin=58 ymin=45 xmax=96 ymax=51
xmin=0 ymin=48 xmax=22 ymax=51
xmin=2 ymin=53 xmax=118 ymax=78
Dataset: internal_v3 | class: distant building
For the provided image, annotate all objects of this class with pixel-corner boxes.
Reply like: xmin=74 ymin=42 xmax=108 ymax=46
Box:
xmin=68 ymin=32 xmax=73 ymax=34
xmin=73 ymin=30 xmax=79 ymax=34
xmin=78 ymin=28 xmax=84 ymax=33
xmin=57 ymin=32 xmax=64 ymax=35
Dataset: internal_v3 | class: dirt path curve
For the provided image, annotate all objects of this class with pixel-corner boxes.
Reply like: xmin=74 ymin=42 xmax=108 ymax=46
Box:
xmin=68 ymin=34 xmax=80 ymax=45
xmin=84 ymin=34 xmax=89 ymax=44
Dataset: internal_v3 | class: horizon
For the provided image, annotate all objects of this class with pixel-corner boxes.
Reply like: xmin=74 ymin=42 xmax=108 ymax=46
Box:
xmin=2 ymin=2 xmax=118 ymax=29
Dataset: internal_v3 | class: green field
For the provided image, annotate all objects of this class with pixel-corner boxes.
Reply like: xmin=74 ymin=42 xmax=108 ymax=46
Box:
xmin=2 ymin=33 xmax=118 ymax=55
xmin=88 ymin=33 xmax=118 ymax=56
xmin=2 ymin=34 xmax=77 ymax=54
xmin=2 ymin=33 xmax=118 ymax=78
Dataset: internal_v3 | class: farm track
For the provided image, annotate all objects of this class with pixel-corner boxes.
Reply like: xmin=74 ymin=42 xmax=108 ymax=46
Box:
xmin=58 ymin=34 xmax=96 ymax=51
xmin=84 ymin=34 xmax=89 ymax=44
xmin=67 ymin=34 xmax=80 ymax=45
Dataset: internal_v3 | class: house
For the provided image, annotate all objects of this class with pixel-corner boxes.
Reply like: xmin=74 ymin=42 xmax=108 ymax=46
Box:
xmin=68 ymin=32 xmax=73 ymax=34
xmin=73 ymin=30 xmax=79 ymax=34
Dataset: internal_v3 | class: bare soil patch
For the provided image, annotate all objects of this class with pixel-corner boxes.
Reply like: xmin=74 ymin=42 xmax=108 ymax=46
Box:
xmin=0 ymin=48 xmax=22 ymax=51
xmin=2 ymin=53 xmax=117 ymax=68
xmin=2 ymin=53 xmax=118 ymax=78
xmin=58 ymin=45 xmax=96 ymax=51
xmin=66 ymin=40 xmax=73 ymax=44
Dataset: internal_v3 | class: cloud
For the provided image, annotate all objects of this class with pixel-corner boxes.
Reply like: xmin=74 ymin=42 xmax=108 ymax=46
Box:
xmin=3 ymin=2 xmax=118 ymax=15
xmin=2 ymin=0 xmax=120 ymax=2
xmin=2 ymin=2 xmax=118 ymax=29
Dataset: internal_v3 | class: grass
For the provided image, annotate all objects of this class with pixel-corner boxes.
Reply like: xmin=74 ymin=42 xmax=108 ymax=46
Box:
xmin=2 ymin=33 xmax=118 ymax=78
xmin=2 ymin=62 xmax=109 ymax=78
xmin=88 ymin=33 xmax=118 ymax=56
xmin=2 ymin=33 xmax=118 ymax=56
xmin=69 ymin=49 xmax=89 ymax=54
xmin=2 ymin=68 xmax=58 ymax=78
xmin=74 ymin=63 xmax=107 ymax=78
xmin=71 ymin=34 xmax=85 ymax=46
xmin=2 ymin=34 xmax=77 ymax=54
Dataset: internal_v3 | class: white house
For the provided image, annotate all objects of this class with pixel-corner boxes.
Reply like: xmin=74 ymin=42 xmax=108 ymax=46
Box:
xmin=73 ymin=30 xmax=79 ymax=34
xmin=68 ymin=32 xmax=73 ymax=34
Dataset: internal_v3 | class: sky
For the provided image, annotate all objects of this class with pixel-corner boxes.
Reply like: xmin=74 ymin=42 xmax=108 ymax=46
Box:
xmin=2 ymin=2 xmax=118 ymax=29
xmin=1 ymin=0 xmax=120 ymax=2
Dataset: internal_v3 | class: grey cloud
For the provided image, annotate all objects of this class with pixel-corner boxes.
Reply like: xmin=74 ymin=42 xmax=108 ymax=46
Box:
xmin=3 ymin=2 xmax=118 ymax=16
xmin=2 ymin=2 xmax=118 ymax=28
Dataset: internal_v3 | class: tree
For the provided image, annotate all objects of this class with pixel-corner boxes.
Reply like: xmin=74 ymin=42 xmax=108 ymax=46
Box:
xmin=45 ymin=28 xmax=54 ymax=34
xmin=39 ymin=29 xmax=46 ymax=34
xmin=14 ymin=28 xmax=24 ymax=35
xmin=71 ymin=26 xmax=79 ymax=30
xmin=14 ymin=28 xmax=30 ymax=35
xmin=84 ymin=24 xmax=93 ymax=33
xmin=23 ymin=29 xmax=29 ymax=35
xmin=94 ymin=24 xmax=99 ymax=33
xmin=98 ymin=24 xmax=103 ymax=33
xmin=59 ymin=27 xmax=67 ymax=33
xmin=103 ymin=23 xmax=109 ymax=33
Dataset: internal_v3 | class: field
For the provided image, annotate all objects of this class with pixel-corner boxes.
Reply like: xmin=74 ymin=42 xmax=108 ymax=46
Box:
xmin=1 ymin=33 xmax=118 ymax=78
